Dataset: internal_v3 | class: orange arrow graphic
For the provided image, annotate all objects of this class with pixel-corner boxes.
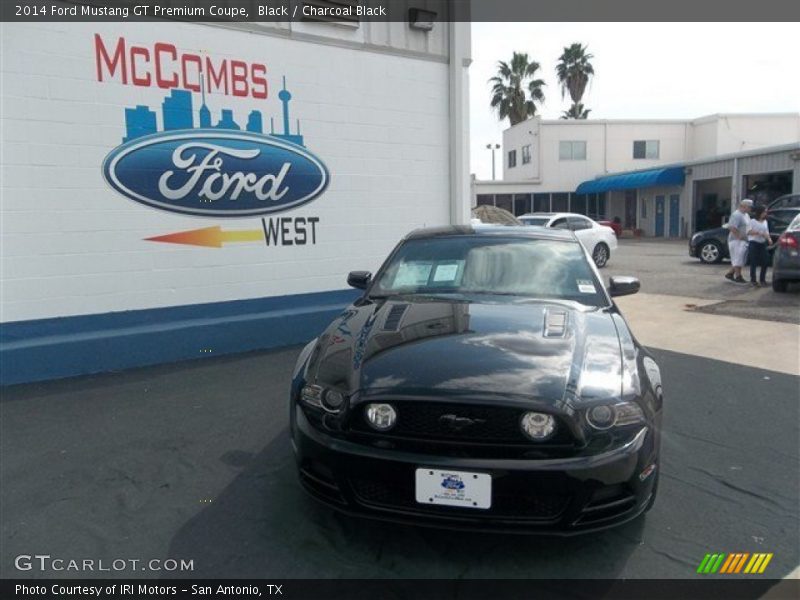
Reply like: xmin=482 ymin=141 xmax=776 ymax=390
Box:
xmin=145 ymin=226 xmax=264 ymax=248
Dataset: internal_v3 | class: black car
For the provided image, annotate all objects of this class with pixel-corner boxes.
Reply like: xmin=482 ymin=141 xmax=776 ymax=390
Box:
xmin=772 ymin=213 xmax=800 ymax=292
xmin=689 ymin=194 xmax=800 ymax=264
xmin=290 ymin=226 xmax=662 ymax=534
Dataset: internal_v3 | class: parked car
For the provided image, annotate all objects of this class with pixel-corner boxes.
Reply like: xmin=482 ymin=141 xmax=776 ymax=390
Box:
xmin=518 ymin=212 xmax=618 ymax=268
xmin=689 ymin=196 xmax=800 ymax=264
xmin=290 ymin=225 xmax=662 ymax=534
xmin=772 ymin=213 xmax=800 ymax=292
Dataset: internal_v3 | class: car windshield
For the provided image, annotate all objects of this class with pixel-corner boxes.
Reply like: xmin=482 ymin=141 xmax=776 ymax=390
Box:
xmin=520 ymin=217 xmax=550 ymax=227
xmin=371 ymin=236 xmax=607 ymax=307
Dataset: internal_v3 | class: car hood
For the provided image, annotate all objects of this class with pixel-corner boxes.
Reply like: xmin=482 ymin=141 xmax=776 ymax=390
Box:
xmin=306 ymin=297 xmax=624 ymax=407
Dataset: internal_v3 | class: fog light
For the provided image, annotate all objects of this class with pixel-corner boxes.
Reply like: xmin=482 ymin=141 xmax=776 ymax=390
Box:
xmin=322 ymin=389 xmax=345 ymax=411
xmin=586 ymin=405 xmax=616 ymax=430
xmin=365 ymin=403 xmax=396 ymax=431
xmin=520 ymin=412 xmax=556 ymax=441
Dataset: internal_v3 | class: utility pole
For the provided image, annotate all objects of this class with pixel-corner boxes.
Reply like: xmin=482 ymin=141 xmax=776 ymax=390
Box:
xmin=486 ymin=143 xmax=500 ymax=180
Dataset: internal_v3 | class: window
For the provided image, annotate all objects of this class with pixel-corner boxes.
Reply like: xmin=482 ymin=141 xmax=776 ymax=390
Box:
xmin=569 ymin=216 xmax=593 ymax=231
xmin=552 ymin=193 xmax=569 ymax=212
xmin=522 ymin=145 xmax=531 ymax=165
xmin=476 ymin=195 xmax=494 ymax=207
xmin=572 ymin=194 xmax=588 ymax=216
xmin=372 ymin=237 xmax=607 ymax=307
xmin=559 ymin=141 xmax=587 ymax=161
xmin=495 ymin=194 xmax=512 ymax=213
xmin=551 ymin=217 xmax=570 ymax=230
xmin=513 ymin=194 xmax=532 ymax=216
xmin=508 ymin=150 xmax=517 ymax=168
xmin=533 ymin=193 xmax=550 ymax=212
xmin=633 ymin=140 xmax=660 ymax=159
xmin=641 ymin=198 xmax=647 ymax=218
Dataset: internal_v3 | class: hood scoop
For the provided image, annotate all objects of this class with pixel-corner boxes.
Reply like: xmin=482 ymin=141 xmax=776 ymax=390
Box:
xmin=543 ymin=308 xmax=569 ymax=338
xmin=382 ymin=303 xmax=409 ymax=331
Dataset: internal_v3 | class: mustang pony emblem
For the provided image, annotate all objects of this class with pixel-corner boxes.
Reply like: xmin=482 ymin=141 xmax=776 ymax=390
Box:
xmin=438 ymin=414 xmax=486 ymax=431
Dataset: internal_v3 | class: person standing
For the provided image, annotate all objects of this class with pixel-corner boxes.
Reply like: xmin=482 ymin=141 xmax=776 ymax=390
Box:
xmin=724 ymin=199 xmax=753 ymax=283
xmin=747 ymin=205 xmax=772 ymax=287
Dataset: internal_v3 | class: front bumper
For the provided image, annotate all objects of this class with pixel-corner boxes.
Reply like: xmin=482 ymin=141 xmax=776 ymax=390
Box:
xmin=292 ymin=408 xmax=660 ymax=534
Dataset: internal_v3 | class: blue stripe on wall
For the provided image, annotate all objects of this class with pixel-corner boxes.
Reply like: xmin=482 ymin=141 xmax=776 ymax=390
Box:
xmin=0 ymin=289 xmax=360 ymax=386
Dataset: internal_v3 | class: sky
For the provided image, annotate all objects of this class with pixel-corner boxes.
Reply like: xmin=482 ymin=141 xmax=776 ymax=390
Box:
xmin=469 ymin=22 xmax=800 ymax=179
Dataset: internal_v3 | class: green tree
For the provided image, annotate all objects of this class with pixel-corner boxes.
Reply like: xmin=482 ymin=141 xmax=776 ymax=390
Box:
xmin=556 ymin=43 xmax=594 ymax=118
xmin=489 ymin=52 xmax=546 ymax=126
xmin=560 ymin=103 xmax=591 ymax=119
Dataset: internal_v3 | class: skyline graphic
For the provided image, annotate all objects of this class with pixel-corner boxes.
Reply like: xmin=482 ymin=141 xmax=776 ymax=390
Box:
xmin=122 ymin=76 xmax=304 ymax=147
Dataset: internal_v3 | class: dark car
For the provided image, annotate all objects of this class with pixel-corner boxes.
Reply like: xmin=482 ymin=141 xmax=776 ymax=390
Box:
xmin=772 ymin=213 xmax=800 ymax=292
xmin=290 ymin=226 xmax=663 ymax=534
xmin=689 ymin=194 xmax=800 ymax=264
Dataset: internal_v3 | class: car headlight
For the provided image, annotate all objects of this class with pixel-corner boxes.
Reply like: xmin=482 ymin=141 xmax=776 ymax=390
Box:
xmin=364 ymin=403 xmax=397 ymax=431
xmin=520 ymin=411 xmax=556 ymax=441
xmin=300 ymin=384 xmax=346 ymax=413
xmin=585 ymin=401 xmax=645 ymax=430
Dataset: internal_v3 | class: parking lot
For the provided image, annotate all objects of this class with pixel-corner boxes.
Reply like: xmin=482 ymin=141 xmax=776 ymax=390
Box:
xmin=1 ymin=239 xmax=798 ymax=582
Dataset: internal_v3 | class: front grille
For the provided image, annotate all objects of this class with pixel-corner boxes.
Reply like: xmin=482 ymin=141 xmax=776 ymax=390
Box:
xmin=349 ymin=474 xmax=568 ymax=521
xmin=350 ymin=401 xmax=573 ymax=446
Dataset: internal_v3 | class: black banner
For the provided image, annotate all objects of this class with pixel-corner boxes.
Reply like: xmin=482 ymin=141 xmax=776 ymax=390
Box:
xmin=3 ymin=579 xmax=799 ymax=600
xmin=1 ymin=0 xmax=800 ymax=23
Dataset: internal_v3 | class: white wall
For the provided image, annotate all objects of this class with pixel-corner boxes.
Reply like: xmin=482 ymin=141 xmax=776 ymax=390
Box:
xmin=0 ymin=22 xmax=454 ymax=323
xmin=712 ymin=114 xmax=800 ymax=156
xmin=497 ymin=113 xmax=800 ymax=193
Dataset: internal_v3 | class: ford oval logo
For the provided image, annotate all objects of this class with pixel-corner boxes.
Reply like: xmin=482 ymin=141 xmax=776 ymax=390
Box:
xmin=102 ymin=131 xmax=329 ymax=218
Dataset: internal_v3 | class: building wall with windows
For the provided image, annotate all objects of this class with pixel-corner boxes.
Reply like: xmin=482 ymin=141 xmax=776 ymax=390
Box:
xmin=474 ymin=113 xmax=800 ymax=231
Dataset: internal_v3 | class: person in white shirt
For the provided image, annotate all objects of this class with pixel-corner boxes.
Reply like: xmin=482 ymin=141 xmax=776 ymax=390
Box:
xmin=746 ymin=205 xmax=772 ymax=286
xmin=724 ymin=199 xmax=753 ymax=283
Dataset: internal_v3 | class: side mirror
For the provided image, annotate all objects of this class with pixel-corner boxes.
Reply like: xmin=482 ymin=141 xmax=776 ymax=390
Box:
xmin=608 ymin=276 xmax=640 ymax=297
xmin=347 ymin=271 xmax=372 ymax=290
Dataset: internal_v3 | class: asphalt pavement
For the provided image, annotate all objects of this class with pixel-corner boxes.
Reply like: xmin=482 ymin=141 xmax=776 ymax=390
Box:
xmin=1 ymin=345 xmax=798 ymax=581
xmin=605 ymin=239 xmax=800 ymax=324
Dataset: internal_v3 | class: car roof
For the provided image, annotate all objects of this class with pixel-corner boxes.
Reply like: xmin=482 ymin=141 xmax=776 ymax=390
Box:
xmin=405 ymin=224 xmax=577 ymax=242
xmin=519 ymin=212 xmax=594 ymax=221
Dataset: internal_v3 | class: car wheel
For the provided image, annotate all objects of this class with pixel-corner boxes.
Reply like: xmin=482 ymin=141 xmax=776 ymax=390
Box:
xmin=772 ymin=278 xmax=788 ymax=293
xmin=592 ymin=243 xmax=610 ymax=268
xmin=699 ymin=241 xmax=723 ymax=264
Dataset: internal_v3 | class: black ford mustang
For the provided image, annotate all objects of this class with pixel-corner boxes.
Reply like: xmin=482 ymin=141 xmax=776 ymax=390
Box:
xmin=290 ymin=226 xmax=662 ymax=534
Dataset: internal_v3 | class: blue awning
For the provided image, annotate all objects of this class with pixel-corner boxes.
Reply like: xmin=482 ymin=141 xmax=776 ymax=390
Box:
xmin=575 ymin=166 xmax=685 ymax=194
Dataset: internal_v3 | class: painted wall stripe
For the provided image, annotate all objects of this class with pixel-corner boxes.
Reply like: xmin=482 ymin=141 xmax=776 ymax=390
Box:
xmin=0 ymin=289 xmax=361 ymax=386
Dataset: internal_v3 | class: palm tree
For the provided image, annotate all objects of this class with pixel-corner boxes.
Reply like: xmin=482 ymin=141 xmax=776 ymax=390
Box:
xmin=560 ymin=103 xmax=591 ymax=119
xmin=489 ymin=52 xmax=546 ymax=126
xmin=556 ymin=43 xmax=594 ymax=115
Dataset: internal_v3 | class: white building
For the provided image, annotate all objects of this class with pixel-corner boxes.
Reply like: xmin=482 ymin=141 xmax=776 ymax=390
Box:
xmin=473 ymin=113 xmax=800 ymax=237
xmin=0 ymin=14 xmax=471 ymax=384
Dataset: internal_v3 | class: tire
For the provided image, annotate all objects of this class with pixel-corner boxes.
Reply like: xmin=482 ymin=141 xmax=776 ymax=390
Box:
xmin=698 ymin=240 xmax=723 ymax=264
xmin=772 ymin=277 xmax=788 ymax=293
xmin=592 ymin=242 xmax=610 ymax=268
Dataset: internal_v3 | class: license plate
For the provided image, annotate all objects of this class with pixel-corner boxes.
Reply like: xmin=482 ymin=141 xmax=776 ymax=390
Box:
xmin=415 ymin=468 xmax=491 ymax=509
